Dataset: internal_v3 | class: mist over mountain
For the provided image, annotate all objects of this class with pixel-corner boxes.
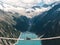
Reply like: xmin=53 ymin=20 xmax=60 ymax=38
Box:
xmin=12 ymin=3 xmax=60 ymax=45
xmin=0 ymin=0 xmax=60 ymax=45
xmin=12 ymin=2 xmax=60 ymax=37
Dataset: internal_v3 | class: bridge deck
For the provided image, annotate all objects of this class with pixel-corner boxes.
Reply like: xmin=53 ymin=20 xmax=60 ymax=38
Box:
xmin=0 ymin=36 xmax=60 ymax=40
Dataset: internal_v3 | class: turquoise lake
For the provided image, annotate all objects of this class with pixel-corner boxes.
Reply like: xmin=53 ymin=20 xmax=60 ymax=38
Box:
xmin=15 ymin=32 xmax=42 ymax=45
xmin=15 ymin=40 xmax=42 ymax=45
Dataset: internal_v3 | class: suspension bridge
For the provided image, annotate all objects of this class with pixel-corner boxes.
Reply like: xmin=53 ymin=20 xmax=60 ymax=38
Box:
xmin=0 ymin=36 xmax=60 ymax=40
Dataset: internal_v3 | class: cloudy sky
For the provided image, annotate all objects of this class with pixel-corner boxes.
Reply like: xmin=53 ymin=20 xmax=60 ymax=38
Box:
xmin=0 ymin=0 xmax=60 ymax=18
xmin=0 ymin=0 xmax=59 ymax=7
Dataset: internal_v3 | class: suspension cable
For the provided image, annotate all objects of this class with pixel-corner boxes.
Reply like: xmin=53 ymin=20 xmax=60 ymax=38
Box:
xmin=0 ymin=36 xmax=60 ymax=40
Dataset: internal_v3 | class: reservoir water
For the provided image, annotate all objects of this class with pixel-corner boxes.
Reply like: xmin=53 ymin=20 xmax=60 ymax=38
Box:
xmin=15 ymin=32 xmax=42 ymax=45
xmin=15 ymin=40 xmax=41 ymax=45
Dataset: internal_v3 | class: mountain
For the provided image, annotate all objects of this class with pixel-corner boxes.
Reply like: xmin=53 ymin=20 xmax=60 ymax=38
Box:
xmin=29 ymin=3 xmax=60 ymax=45
xmin=0 ymin=8 xmax=31 ymax=45
xmin=0 ymin=10 xmax=21 ymax=45
xmin=13 ymin=15 xmax=29 ymax=32
xmin=32 ymin=6 xmax=41 ymax=10
xmin=0 ymin=1 xmax=51 ymax=18
xmin=0 ymin=1 xmax=60 ymax=45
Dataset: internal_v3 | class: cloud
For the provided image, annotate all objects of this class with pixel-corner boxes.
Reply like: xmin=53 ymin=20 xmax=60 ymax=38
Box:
xmin=43 ymin=0 xmax=60 ymax=5
xmin=0 ymin=0 xmax=60 ymax=18
xmin=0 ymin=0 xmax=60 ymax=8
xmin=0 ymin=0 xmax=42 ymax=8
